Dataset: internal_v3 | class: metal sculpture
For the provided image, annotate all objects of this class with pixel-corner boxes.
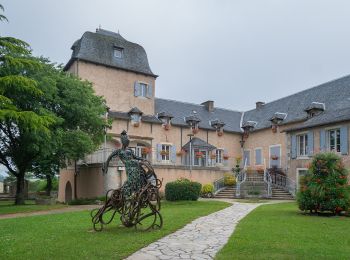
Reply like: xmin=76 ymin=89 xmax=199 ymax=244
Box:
xmin=91 ymin=130 xmax=163 ymax=231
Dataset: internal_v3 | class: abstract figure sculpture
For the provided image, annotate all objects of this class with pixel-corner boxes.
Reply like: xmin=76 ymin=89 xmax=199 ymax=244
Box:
xmin=91 ymin=130 xmax=163 ymax=231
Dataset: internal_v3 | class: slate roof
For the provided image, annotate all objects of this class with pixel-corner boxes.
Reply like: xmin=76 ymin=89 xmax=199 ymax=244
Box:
xmin=109 ymin=111 xmax=161 ymax=124
xmin=182 ymin=137 xmax=217 ymax=151
xmin=155 ymin=98 xmax=243 ymax=133
xmin=64 ymin=29 xmax=157 ymax=77
xmin=243 ymin=75 xmax=350 ymax=131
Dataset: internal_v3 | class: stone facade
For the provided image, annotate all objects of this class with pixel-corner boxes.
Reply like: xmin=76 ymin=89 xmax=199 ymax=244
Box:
xmin=57 ymin=28 xmax=350 ymax=202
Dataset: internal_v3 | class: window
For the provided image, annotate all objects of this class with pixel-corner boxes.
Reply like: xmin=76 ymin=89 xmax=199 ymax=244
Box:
xmin=161 ymin=144 xmax=170 ymax=161
xmin=140 ymin=83 xmax=148 ymax=97
xmin=255 ymin=148 xmax=262 ymax=165
xmin=113 ymin=48 xmax=123 ymax=58
xmin=130 ymin=114 xmax=141 ymax=123
xmin=297 ymin=134 xmax=308 ymax=156
xmin=243 ymin=150 xmax=250 ymax=166
xmin=269 ymin=145 xmax=281 ymax=168
xmin=216 ymin=149 xmax=223 ymax=164
xmin=328 ymin=128 xmax=341 ymax=153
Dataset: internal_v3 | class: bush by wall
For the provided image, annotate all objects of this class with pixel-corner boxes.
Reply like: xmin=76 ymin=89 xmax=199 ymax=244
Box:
xmin=165 ymin=178 xmax=202 ymax=201
xmin=201 ymin=183 xmax=214 ymax=198
xmin=224 ymin=173 xmax=236 ymax=186
xmin=297 ymin=152 xmax=350 ymax=214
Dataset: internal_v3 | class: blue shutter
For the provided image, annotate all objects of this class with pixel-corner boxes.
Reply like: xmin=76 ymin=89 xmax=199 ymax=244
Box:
xmin=320 ymin=130 xmax=326 ymax=152
xmin=156 ymin=144 xmax=162 ymax=162
xmin=146 ymin=82 xmax=153 ymax=98
xmin=340 ymin=126 xmax=348 ymax=155
xmin=255 ymin=149 xmax=262 ymax=165
xmin=291 ymin=135 xmax=297 ymax=159
xmin=307 ymin=131 xmax=314 ymax=156
xmin=170 ymin=145 xmax=176 ymax=163
xmin=134 ymin=81 xmax=141 ymax=96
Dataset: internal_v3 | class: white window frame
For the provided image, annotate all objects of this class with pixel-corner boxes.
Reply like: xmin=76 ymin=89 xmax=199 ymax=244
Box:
xmin=130 ymin=114 xmax=141 ymax=123
xmin=297 ymin=132 xmax=308 ymax=158
xmin=113 ymin=48 xmax=123 ymax=58
xmin=327 ymin=128 xmax=341 ymax=153
xmin=139 ymin=83 xmax=148 ymax=98
xmin=161 ymin=144 xmax=171 ymax=162
xmin=296 ymin=168 xmax=308 ymax=190
xmin=268 ymin=144 xmax=281 ymax=168
xmin=215 ymin=149 xmax=223 ymax=164
xmin=254 ymin=147 xmax=263 ymax=166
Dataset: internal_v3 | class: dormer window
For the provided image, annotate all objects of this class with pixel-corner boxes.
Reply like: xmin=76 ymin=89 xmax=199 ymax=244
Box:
xmin=113 ymin=47 xmax=123 ymax=58
xmin=158 ymin=112 xmax=173 ymax=130
xmin=185 ymin=114 xmax=201 ymax=134
xmin=128 ymin=107 xmax=143 ymax=127
xmin=242 ymin=121 xmax=256 ymax=138
xmin=305 ymin=102 xmax=325 ymax=118
xmin=269 ymin=112 xmax=287 ymax=133
xmin=210 ymin=119 xmax=225 ymax=136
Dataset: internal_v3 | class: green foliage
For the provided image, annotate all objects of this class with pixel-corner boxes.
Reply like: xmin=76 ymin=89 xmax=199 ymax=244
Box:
xmin=201 ymin=183 xmax=214 ymax=194
xmin=297 ymin=152 xmax=350 ymax=214
xmin=165 ymin=178 xmax=202 ymax=201
xmin=224 ymin=173 xmax=236 ymax=186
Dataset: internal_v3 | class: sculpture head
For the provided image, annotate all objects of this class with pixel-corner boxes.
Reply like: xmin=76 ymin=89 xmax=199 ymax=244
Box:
xmin=121 ymin=130 xmax=129 ymax=149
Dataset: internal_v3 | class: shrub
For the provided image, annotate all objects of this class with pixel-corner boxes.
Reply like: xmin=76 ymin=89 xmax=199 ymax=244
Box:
xmin=224 ymin=173 xmax=236 ymax=186
xmin=297 ymin=152 xmax=350 ymax=214
xmin=165 ymin=178 xmax=202 ymax=201
xmin=201 ymin=183 xmax=214 ymax=198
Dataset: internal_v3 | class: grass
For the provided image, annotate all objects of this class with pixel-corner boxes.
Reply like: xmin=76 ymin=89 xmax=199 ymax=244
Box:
xmin=0 ymin=200 xmax=66 ymax=215
xmin=0 ymin=200 xmax=229 ymax=259
xmin=216 ymin=202 xmax=350 ymax=260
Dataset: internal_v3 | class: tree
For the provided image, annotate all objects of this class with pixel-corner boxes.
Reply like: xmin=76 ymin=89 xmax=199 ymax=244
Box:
xmin=297 ymin=152 xmax=350 ymax=215
xmin=0 ymin=5 xmax=106 ymax=204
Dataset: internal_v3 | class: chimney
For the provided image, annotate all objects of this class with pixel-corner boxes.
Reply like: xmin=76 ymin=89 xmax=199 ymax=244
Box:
xmin=201 ymin=100 xmax=214 ymax=112
xmin=256 ymin=101 xmax=265 ymax=109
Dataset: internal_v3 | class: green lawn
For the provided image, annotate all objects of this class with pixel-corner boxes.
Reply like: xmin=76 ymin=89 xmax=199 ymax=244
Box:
xmin=0 ymin=200 xmax=66 ymax=215
xmin=216 ymin=202 xmax=350 ymax=260
xmin=0 ymin=200 xmax=229 ymax=259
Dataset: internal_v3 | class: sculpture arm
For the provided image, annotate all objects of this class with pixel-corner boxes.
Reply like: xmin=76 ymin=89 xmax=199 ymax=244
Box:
xmin=102 ymin=149 xmax=121 ymax=174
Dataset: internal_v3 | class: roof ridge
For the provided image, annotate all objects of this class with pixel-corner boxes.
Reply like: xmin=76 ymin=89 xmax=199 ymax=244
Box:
xmin=245 ymin=73 xmax=350 ymax=112
xmin=155 ymin=97 xmax=242 ymax=113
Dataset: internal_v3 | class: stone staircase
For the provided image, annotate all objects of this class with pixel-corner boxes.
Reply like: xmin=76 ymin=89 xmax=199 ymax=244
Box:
xmin=215 ymin=186 xmax=236 ymax=199
xmin=271 ymin=187 xmax=294 ymax=200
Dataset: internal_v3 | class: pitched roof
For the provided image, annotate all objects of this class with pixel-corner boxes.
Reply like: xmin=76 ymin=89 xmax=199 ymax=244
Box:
xmin=182 ymin=137 xmax=217 ymax=151
xmin=155 ymin=98 xmax=243 ymax=133
xmin=64 ymin=29 xmax=157 ymax=77
xmin=243 ymin=75 xmax=350 ymax=130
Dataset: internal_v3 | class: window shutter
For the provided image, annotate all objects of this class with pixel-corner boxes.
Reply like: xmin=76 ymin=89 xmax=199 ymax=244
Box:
xmin=291 ymin=135 xmax=297 ymax=159
xmin=307 ymin=131 xmax=314 ymax=156
xmin=320 ymin=130 xmax=326 ymax=152
xmin=170 ymin=145 xmax=176 ymax=163
xmin=156 ymin=144 xmax=162 ymax=162
xmin=134 ymin=81 xmax=141 ymax=97
xmin=146 ymin=82 xmax=153 ymax=98
xmin=340 ymin=126 xmax=348 ymax=155
xmin=255 ymin=149 xmax=262 ymax=165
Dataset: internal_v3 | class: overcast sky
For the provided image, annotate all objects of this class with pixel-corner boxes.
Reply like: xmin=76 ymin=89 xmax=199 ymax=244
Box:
xmin=1 ymin=0 xmax=350 ymax=114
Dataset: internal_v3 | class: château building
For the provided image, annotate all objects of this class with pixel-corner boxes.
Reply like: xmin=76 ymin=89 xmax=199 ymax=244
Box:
xmin=58 ymin=28 xmax=350 ymax=202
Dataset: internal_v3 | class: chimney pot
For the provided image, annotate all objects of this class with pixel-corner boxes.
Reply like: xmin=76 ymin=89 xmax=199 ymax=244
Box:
xmin=256 ymin=101 xmax=265 ymax=109
xmin=201 ymin=100 xmax=214 ymax=112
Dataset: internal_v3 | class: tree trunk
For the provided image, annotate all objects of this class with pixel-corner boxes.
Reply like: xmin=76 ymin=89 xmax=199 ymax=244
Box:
xmin=15 ymin=173 xmax=25 ymax=205
xmin=45 ymin=174 xmax=52 ymax=196
xmin=74 ymin=160 xmax=77 ymax=199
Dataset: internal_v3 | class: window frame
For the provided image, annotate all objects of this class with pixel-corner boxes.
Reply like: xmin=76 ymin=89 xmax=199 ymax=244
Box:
xmin=297 ymin=133 xmax=308 ymax=157
xmin=268 ymin=144 xmax=281 ymax=168
xmin=139 ymin=83 xmax=148 ymax=97
xmin=215 ymin=149 xmax=223 ymax=164
xmin=327 ymin=128 xmax=341 ymax=153
xmin=243 ymin=149 xmax=251 ymax=166
xmin=113 ymin=47 xmax=123 ymax=58
xmin=161 ymin=144 xmax=171 ymax=162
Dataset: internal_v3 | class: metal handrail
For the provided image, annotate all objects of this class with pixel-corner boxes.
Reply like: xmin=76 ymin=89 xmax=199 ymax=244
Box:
xmin=235 ymin=158 xmax=248 ymax=197
xmin=269 ymin=171 xmax=297 ymax=197
xmin=213 ymin=177 xmax=226 ymax=194
xmin=263 ymin=159 xmax=272 ymax=197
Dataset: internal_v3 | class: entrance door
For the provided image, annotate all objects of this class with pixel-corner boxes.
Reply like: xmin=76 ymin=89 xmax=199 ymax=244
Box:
xmin=65 ymin=181 xmax=72 ymax=203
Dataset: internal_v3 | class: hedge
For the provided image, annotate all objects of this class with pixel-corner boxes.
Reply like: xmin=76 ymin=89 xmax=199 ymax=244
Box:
xmin=165 ymin=178 xmax=202 ymax=201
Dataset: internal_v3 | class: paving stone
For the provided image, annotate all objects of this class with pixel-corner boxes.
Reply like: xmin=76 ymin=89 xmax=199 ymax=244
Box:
xmin=126 ymin=202 xmax=260 ymax=260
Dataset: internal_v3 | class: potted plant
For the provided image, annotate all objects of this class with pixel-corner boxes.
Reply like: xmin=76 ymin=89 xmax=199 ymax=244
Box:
xmin=192 ymin=126 xmax=199 ymax=134
xmin=160 ymin=150 xmax=169 ymax=156
xmin=163 ymin=124 xmax=171 ymax=130
xmin=133 ymin=122 xmax=140 ymax=127
xmin=210 ymin=154 xmax=216 ymax=160
xmin=195 ymin=151 xmax=203 ymax=158
xmin=141 ymin=147 xmax=152 ymax=155
xmin=176 ymin=150 xmax=186 ymax=156
xmin=271 ymin=155 xmax=279 ymax=161
xmin=217 ymin=130 xmax=223 ymax=137
xmin=223 ymin=154 xmax=229 ymax=160
xmin=271 ymin=124 xmax=277 ymax=133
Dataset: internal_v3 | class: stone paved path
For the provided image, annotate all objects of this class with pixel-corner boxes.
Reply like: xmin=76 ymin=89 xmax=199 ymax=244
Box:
xmin=0 ymin=204 xmax=97 ymax=220
xmin=126 ymin=202 xmax=260 ymax=260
